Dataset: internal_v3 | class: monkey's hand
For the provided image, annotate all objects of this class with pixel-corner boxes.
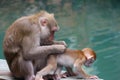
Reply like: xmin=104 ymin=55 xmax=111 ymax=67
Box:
xmin=52 ymin=44 xmax=66 ymax=53
xmin=53 ymin=41 xmax=67 ymax=47
xmin=35 ymin=74 xmax=44 ymax=80
xmin=59 ymin=41 xmax=67 ymax=47
xmin=89 ymin=75 xmax=99 ymax=79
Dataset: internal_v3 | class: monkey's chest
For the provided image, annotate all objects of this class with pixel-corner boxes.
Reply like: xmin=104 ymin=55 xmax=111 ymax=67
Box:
xmin=57 ymin=55 xmax=75 ymax=67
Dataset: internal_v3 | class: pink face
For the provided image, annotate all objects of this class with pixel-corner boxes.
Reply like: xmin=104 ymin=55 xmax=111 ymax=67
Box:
xmin=48 ymin=15 xmax=59 ymax=41
xmin=39 ymin=15 xmax=59 ymax=41
xmin=49 ymin=26 xmax=59 ymax=40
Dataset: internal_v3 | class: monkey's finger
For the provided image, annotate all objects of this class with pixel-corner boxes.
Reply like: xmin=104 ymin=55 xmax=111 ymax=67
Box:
xmin=89 ymin=75 xmax=99 ymax=79
xmin=62 ymin=41 xmax=67 ymax=47
xmin=60 ymin=72 xmax=68 ymax=78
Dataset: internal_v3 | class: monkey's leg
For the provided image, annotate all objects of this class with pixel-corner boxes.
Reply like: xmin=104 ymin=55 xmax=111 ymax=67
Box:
xmin=73 ymin=59 xmax=90 ymax=79
xmin=35 ymin=55 xmax=57 ymax=80
xmin=35 ymin=65 xmax=55 ymax=80
xmin=54 ymin=65 xmax=62 ymax=74
xmin=65 ymin=67 xmax=77 ymax=77
xmin=11 ymin=56 xmax=35 ymax=80
xmin=55 ymin=67 xmax=76 ymax=79
xmin=54 ymin=65 xmax=63 ymax=80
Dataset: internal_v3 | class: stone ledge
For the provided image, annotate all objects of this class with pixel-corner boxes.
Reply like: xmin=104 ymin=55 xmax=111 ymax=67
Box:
xmin=0 ymin=59 xmax=102 ymax=80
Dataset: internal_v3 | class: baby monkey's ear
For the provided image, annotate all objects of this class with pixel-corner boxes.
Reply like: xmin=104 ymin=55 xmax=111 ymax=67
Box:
xmin=39 ymin=17 xmax=48 ymax=26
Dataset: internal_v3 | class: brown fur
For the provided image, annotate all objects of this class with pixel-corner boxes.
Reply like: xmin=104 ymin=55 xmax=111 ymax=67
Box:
xmin=3 ymin=11 xmax=66 ymax=80
xmin=35 ymin=48 xmax=97 ymax=80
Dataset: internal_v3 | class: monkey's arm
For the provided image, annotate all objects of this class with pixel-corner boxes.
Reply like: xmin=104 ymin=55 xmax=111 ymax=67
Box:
xmin=74 ymin=59 xmax=90 ymax=78
xmin=74 ymin=63 xmax=99 ymax=79
xmin=22 ymin=36 xmax=66 ymax=60
xmin=40 ymin=39 xmax=66 ymax=46
xmin=65 ymin=67 xmax=77 ymax=76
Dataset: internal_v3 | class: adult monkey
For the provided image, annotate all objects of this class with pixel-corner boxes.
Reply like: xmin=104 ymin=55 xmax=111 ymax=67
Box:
xmin=3 ymin=11 xmax=66 ymax=80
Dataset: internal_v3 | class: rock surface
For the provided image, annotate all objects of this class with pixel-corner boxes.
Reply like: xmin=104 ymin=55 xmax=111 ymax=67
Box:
xmin=0 ymin=59 xmax=80 ymax=80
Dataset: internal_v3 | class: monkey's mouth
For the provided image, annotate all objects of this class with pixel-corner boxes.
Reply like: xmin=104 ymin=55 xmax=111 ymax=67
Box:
xmin=49 ymin=31 xmax=55 ymax=40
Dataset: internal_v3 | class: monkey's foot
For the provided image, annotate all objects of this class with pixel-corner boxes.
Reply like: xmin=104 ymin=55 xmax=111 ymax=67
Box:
xmin=43 ymin=74 xmax=61 ymax=80
xmin=60 ymin=72 xmax=77 ymax=78
xmin=89 ymin=75 xmax=99 ymax=79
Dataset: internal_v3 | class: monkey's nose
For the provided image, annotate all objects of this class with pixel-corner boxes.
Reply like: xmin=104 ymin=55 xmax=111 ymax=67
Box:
xmin=52 ymin=26 xmax=59 ymax=31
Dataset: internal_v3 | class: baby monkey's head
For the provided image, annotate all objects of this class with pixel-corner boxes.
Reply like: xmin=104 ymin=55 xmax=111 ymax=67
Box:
xmin=82 ymin=48 xmax=96 ymax=67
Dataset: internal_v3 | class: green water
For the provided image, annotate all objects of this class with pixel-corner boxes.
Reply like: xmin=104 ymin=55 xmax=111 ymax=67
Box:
xmin=0 ymin=0 xmax=120 ymax=80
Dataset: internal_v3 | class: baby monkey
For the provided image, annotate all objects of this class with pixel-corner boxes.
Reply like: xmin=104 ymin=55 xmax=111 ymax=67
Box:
xmin=35 ymin=48 xmax=99 ymax=80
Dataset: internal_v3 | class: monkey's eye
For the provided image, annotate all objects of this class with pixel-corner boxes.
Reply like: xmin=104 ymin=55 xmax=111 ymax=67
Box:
xmin=89 ymin=58 xmax=95 ymax=63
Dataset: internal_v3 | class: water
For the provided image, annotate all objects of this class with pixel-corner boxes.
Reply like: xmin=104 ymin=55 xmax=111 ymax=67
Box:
xmin=0 ymin=0 xmax=120 ymax=80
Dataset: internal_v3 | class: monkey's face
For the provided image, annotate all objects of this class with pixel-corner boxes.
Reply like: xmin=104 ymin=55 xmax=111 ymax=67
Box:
xmin=39 ymin=14 xmax=59 ymax=40
xmin=47 ymin=14 xmax=59 ymax=40
xmin=84 ymin=57 xmax=95 ymax=67
xmin=82 ymin=48 xmax=96 ymax=67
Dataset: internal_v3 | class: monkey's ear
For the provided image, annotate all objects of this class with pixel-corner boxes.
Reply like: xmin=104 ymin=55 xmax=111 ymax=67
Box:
xmin=39 ymin=17 xmax=48 ymax=26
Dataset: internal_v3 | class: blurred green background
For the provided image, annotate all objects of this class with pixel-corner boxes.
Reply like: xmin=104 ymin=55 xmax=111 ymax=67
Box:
xmin=0 ymin=0 xmax=120 ymax=80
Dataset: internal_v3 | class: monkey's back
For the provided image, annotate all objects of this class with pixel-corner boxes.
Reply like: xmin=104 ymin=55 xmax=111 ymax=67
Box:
xmin=65 ymin=49 xmax=85 ymax=59
xmin=3 ymin=17 xmax=31 ymax=68
xmin=3 ymin=18 xmax=25 ymax=53
xmin=56 ymin=49 xmax=85 ymax=67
